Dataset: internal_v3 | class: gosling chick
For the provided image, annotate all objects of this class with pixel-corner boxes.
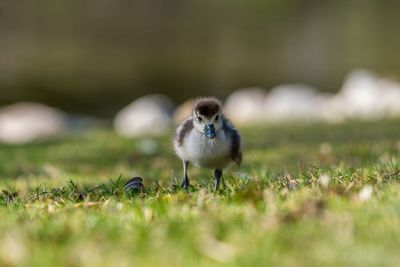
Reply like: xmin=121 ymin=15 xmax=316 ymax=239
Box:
xmin=173 ymin=97 xmax=242 ymax=191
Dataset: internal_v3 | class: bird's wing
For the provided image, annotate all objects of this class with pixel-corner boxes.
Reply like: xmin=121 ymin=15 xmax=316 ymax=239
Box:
xmin=175 ymin=117 xmax=194 ymax=147
xmin=222 ymin=116 xmax=242 ymax=165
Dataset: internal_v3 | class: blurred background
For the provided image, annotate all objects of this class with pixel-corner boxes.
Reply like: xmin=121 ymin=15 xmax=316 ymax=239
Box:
xmin=1 ymin=0 xmax=400 ymax=115
xmin=1 ymin=0 xmax=400 ymax=144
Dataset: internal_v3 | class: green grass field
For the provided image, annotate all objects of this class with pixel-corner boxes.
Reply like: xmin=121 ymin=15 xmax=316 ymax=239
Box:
xmin=1 ymin=120 xmax=400 ymax=267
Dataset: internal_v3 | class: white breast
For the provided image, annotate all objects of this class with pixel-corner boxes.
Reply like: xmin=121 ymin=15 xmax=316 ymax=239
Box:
xmin=179 ymin=129 xmax=231 ymax=169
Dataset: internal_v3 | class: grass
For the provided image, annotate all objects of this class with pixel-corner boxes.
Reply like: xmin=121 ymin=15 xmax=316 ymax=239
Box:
xmin=1 ymin=119 xmax=400 ymax=267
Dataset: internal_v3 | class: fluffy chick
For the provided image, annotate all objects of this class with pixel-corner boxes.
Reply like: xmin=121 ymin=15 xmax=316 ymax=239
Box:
xmin=174 ymin=97 xmax=242 ymax=190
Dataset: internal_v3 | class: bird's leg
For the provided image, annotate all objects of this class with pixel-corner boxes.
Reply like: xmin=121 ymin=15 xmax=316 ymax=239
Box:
xmin=181 ymin=160 xmax=190 ymax=189
xmin=214 ymin=169 xmax=223 ymax=191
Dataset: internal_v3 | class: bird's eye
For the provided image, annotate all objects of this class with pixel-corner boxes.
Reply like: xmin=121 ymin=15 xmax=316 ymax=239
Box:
xmin=215 ymin=115 xmax=219 ymax=121
xmin=198 ymin=116 xmax=203 ymax=122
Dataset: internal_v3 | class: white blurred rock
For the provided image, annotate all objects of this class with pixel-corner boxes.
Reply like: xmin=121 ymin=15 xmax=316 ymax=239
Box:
xmin=113 ymin=95 xmax=173 ymax=137
xmin=223 ymin=88 xmax=266 ymax=125
xmin=317 ymin=96 xmax=346 ymax=123
xmin=263 ymin=84 xmax=327 ymax=122
xmin=334 ymin=70 xmax=384 ymax=120
xmin=173 ymin=98 xmax=197 ymax=124
xmin=328 ymin=69 xmax=400 ymax=120
xmin=377 ymin=78 xmax=400 ymax=116
xmin=0 ymin=102 xmax=66 ymax=144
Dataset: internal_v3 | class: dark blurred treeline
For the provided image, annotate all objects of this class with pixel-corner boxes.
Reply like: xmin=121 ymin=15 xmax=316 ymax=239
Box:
xmin=0 ymin=0 xmax=400 ymax=116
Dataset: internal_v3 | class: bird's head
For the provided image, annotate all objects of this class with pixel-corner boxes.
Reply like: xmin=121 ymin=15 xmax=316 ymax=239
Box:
xmin=192 ymin=97 xmax=223 ymax=139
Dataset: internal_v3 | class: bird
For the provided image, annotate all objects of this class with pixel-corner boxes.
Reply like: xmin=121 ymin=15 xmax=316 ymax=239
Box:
xmin=173 ymin=97 xmax=242 ymax=191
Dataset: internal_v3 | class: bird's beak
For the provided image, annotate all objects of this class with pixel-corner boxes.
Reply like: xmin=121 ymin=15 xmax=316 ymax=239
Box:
xmin=204 ymin=124 xmax=216 ymax=139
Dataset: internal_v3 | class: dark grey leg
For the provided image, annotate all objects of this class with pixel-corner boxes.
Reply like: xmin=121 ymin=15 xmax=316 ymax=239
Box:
xmin=181 ymin=160 xmax=190 ymax=189
xmin=214 ymin=169 xmax=223 ymax=191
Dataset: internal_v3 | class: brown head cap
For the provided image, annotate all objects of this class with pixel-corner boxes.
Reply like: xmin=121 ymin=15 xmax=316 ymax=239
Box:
xmin=193 ymin=97 xmax=221 ymax=119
